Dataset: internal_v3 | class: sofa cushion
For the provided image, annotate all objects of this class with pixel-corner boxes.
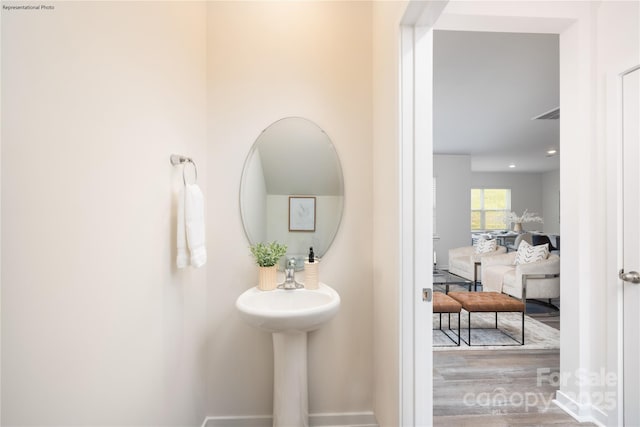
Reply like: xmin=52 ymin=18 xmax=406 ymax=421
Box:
xmin=475 ymin=238 xmax=497 ymax=254
xmin=502 ymin=269 xmax=517 ymax=293
xmin=514 ymin=240 xmax=549 ymax=265
xmin=450 ymin=256 xmax=473 ymax=275
xmin=482 ymin=265 xmax=514 ymax=293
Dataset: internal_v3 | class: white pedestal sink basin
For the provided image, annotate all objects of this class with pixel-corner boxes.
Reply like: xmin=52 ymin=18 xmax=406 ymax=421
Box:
xmin=235 ymin=283 xmax=340 ymax=427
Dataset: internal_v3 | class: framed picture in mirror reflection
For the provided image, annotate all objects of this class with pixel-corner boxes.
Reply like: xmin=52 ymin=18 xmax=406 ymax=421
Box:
xmin=289 ymin=196 xmax=316 ymax=232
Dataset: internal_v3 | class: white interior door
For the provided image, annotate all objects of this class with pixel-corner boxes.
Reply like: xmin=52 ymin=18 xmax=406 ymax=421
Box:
xmin=622 ymin=65 xmax=640 ymax=426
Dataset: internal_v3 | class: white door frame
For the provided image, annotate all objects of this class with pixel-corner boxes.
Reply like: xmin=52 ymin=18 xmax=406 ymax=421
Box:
xmin=398 ymin=1 xmax=617 ymax=426
xmin=605 ymin=66 xmax=625 ymax=427
xmin=399 ymin=3 xmax=448 ymax=425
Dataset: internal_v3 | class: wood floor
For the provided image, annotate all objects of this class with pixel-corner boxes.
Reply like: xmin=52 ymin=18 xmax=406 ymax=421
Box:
xmin=433 ymin=310 xmax=595 ymax=426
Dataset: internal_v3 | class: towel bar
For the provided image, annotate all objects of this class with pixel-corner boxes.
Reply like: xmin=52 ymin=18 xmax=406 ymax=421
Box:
xmin=170 ymin=154 xmax=198 ymax=185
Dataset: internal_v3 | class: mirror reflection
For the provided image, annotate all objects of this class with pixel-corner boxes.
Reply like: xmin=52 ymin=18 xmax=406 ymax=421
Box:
xmin=240 ymin=117 xmax=344 ymax=263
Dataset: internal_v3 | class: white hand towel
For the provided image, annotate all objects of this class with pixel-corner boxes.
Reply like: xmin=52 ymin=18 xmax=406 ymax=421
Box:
xmin=176 ymin=187 xmax=189 ymax=269
xmin=185 ymin=183 xmax=207 ymax=268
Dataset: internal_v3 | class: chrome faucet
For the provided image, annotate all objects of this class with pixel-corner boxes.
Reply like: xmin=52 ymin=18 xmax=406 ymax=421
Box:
xmin=279 ymin=257 xmax=304 ymax=290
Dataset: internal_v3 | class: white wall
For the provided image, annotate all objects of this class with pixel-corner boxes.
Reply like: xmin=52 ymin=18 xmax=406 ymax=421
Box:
xmin=205 ymin=0 xmax=374 ymax=418
xmin=2 ymin=2 xmax=208 ymax=425
xmin=266 ymin=195 xmax=342 ymax=258
xmin=542 ymin=169 xmax=560 ymax=234
xmin=596 ymin=0 xmax=639 ymax=423
xmin=434 ymin=155 xmax=471 ymax=267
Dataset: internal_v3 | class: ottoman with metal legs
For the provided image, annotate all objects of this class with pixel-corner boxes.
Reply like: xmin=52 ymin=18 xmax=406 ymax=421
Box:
xmin=447 ymin=291 xmax=525 ymax=346
xmin=433 ymin=291 xmax=462 ymax=346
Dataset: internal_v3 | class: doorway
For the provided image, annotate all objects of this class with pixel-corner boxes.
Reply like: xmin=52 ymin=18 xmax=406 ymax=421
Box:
xmin=431 ymin=27 xmax=564 ymax=422
xmin=399 ymin=1 xmax=618 ymax=426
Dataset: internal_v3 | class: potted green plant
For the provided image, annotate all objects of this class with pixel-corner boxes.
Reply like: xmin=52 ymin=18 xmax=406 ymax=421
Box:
xmin=250 ymin=241 xmax=288 ymax=290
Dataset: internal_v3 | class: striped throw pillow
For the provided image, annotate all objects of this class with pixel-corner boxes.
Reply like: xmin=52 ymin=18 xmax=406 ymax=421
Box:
xmin=475 ymin=238 xmax=497 ymax=254
xmin=514 ymin=240 xmax=549 ymax=265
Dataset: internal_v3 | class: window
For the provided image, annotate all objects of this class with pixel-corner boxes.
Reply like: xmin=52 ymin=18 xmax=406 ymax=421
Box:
xmin=471 ymin=188 xmax=511 ymax=231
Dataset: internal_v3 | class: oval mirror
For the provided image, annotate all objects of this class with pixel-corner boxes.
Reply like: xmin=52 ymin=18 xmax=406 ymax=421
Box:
xmin=240 ymin=117 xmax=344 ymax=264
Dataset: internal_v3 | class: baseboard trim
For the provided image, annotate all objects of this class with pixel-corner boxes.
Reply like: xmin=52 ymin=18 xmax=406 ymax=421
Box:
xmin=309 ymin=412 xmax=378 ymax=426
xmin=201 ymin=412 xmax=378 ymax=427
xmin=201 ymin=415 xmax=271 ymax=427
xmin=554 ymin=391 xmax=606 ymax=427
xmin=590 ymin=405 xmax=609 ymax=427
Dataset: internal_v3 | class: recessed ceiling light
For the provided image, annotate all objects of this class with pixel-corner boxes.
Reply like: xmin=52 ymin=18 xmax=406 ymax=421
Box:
xmin=547 ymin=149 xmax=557 ymax=156
xmin=508 ymin=164 xmax=516 ymax=168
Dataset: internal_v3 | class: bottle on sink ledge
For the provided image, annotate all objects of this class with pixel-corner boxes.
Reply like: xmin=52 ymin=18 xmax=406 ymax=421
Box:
xmin=304 ymin=247 xmax=319 ymax=290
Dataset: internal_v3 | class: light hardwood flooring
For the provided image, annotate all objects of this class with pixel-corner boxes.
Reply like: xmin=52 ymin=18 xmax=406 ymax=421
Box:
xmin=530 ymin=308 xmax=560 ymax=331
xmin=433 ymin=305 xmax=595 ymax=426
xmin=533 ymin=314 xmax=560 ymax=331
xmin=433 ymin=349 xmax=594 ymax=426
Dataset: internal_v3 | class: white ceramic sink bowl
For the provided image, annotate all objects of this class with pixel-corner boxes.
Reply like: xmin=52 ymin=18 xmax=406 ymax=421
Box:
xmin=236 ymin=282 xmax=340 ymax=426
xmin=235 ymin=283 xmax=340 ymax=333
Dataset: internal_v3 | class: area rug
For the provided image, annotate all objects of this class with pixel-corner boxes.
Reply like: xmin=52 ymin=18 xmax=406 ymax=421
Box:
xmin=433 ymin=310 xmax=559 ymax=351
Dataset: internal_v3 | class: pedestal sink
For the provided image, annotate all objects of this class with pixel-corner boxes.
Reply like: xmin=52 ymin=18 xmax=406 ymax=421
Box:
xmin=235 ymin=283 xmax=340 ymax=427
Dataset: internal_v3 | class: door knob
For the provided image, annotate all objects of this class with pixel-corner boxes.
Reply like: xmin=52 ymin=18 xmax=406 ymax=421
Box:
xmin=619 ymin=269 xmax=640 ymax=284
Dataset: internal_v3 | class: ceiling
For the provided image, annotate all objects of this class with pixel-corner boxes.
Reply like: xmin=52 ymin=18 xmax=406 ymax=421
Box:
xmin=433 ymin=30 xmax=560 ymax=173
xmin=255 ymin=118 xmax=343 ymax=196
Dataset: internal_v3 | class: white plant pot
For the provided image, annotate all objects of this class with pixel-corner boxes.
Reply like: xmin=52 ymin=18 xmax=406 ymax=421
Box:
xmin=258 ymin=265 xmax=278 ymax=291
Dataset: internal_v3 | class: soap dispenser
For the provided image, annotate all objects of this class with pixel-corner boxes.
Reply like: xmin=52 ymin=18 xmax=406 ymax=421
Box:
xmin=304 ymin=247 xmax=319 ymax=289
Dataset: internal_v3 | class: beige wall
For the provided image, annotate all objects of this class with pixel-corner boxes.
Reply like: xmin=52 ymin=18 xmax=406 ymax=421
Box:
xmin=2 ymin=2 xmax=208 ymax=426
xmin=372 ymin=1 xmax=406 ymax=425
xmin=1 ymin=1 xmax=406 ymax=425
xmin=205 ymin=0 xmax=374 ymax=417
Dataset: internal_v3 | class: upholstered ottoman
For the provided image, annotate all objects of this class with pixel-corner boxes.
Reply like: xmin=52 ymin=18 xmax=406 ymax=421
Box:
xmin=433 ymin=292 xmax=462 ymax=346
xmin=448 ymin=291 xmax=525 ymax=346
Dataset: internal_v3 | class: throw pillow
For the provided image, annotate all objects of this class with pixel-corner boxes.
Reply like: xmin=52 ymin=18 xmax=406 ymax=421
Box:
xmin=475 ymin=238 xmax=497 ymax=254
xmin=514 ymin=240 xmax=549 ymax=265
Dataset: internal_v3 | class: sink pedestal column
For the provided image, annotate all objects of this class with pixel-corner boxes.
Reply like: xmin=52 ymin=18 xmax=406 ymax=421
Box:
xmin=272 ymin=331 xmax=308 ymax=427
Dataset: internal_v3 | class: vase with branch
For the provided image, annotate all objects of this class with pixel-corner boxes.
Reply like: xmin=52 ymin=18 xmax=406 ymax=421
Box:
xmin=504 ymin=209 xmax=543 ymax=232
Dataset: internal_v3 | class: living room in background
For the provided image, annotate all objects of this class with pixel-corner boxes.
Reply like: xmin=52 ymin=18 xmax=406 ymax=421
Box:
xmin=432 ymin=25 xmax=565 ymax=424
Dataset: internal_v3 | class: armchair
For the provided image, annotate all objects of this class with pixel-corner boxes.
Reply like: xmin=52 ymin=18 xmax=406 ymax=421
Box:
xmin=532 ymin=234 xmax=559 ymax=253
xmin=448 ymin=244 xmax=507 ymax=284
xmin=481 ymin=251 xmax=560 ymax=309
xmin=513 ymin=232 xmax=532 ymax=248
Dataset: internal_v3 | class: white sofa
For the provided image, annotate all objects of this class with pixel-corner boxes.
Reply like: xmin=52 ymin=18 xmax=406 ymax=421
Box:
xmin=481 ymin=251 xmax=560 ymax=304
xmin=448 ymin=244 xmax=507 ymax=283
